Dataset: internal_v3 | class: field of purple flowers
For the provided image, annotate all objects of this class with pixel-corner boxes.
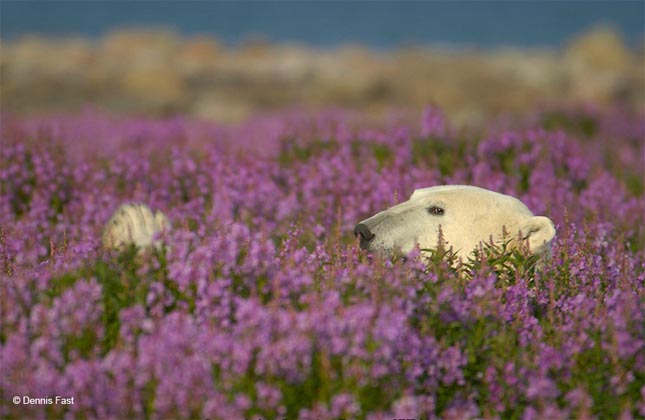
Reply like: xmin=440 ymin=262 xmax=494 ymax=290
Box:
xmin=1 ymin=106 xmax=644 ymax=419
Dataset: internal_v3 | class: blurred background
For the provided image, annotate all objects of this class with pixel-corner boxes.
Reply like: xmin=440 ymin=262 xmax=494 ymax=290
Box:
xmin=1 ymin=1 xmax=643 ymax=124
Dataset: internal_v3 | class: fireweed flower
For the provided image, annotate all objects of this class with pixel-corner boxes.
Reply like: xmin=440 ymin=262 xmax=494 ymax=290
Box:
xmin=421 ymin=106 xmax=447 ymax=138
xmin=0 ymin=107 xmax=643 ymax=418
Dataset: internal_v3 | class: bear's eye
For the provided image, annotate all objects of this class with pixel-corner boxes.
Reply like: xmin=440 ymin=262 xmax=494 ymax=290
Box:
xmin=428 ymin=206 xmax=444 ymax=216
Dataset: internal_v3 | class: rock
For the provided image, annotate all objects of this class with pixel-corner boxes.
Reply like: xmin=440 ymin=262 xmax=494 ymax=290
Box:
xmin=565 ymin=26 xmax=632 ymax=71
xmin=176 ymin=37 xmax=221 ymax=78
xmin=192 ymin=94 xmax=252 ymax=123
xmin=120 ymin=68 xmax=186 ymax=112
xmin=101 ymin=28 xmax=179 ymax=72
xmin=564 ymin=26 xmax=636 ymax=102
xmin=5 ymin=37 xmax=91 ymax=82
xmin=0 ymin=27 xmax=641 ymax=123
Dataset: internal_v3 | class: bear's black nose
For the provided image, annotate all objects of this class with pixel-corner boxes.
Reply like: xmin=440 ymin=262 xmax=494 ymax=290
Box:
xmin=353 ymin=223 xmax=375 ymax=242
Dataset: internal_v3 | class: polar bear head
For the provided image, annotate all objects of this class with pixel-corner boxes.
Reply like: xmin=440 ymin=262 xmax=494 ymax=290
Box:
xmin=102 ymin=203 xmax=170 ymax=251
xmin=354 ymin=185 xmax=555 ymax=259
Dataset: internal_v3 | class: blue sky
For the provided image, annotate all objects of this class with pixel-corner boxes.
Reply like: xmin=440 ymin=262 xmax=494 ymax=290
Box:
xmin=1 ymin=1 xmax=643 ymax=48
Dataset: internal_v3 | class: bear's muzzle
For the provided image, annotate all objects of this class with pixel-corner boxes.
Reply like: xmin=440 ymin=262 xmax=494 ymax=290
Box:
xmin=353 ymin=223 xmax=375 ymax=250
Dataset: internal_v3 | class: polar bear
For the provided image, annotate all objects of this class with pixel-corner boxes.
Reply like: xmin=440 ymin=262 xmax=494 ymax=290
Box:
xmin=354 ymin=185 xmax=555 ymax=258
xmin=103 ymin=186 xmax=555 ymax=260
xmin=102 ymin=203 xmax=170 ymax=251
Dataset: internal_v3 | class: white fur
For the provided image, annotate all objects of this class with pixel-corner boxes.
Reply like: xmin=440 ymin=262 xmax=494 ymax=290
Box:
xmin=355 ymin=185 xmax=555 ymax=258
xmin=102 ymin=203 xmax=170 ymax=251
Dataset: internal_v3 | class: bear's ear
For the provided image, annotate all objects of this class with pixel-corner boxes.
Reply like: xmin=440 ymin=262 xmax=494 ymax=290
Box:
xmin=410 ymin=188 xmax=431 ymax=200
xmin=155 ymin=210 xmax=171 ymax=231
xmin=519 ymin=216 xmax=556 ymax=254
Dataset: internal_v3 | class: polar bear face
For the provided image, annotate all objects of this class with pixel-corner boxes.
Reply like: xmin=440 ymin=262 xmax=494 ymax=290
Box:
xmin=354 ymin=185 xmax=555 ymax=258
